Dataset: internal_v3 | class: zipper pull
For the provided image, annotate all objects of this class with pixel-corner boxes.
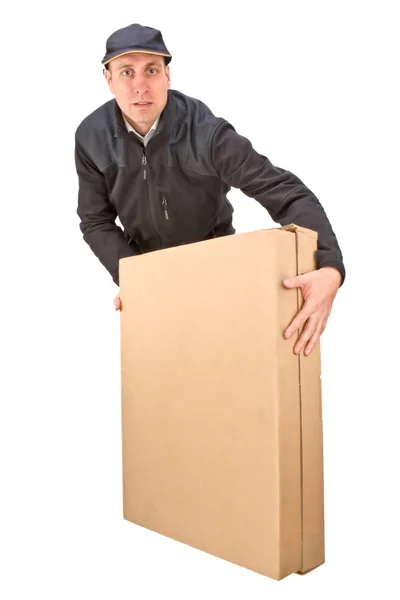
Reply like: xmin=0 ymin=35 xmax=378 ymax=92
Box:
xmin=141 ymin=150 xmax=147 ymax=180
xmin=162 ymin=196 xmax=170 ymax=220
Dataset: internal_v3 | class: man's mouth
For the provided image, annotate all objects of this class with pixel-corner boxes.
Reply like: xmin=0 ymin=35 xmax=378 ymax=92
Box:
xmin=134 ymin=101 xmax=152 ymax=106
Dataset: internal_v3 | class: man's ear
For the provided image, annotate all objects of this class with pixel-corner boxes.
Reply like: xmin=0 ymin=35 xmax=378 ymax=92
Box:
xmin=103 ymin=68 xmax=114 ymax=94
xmin=165 ymin=65 xmax=171 ymax=89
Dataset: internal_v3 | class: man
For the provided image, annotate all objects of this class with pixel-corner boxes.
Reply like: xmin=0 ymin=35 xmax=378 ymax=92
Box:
xmin=75 ymin=23 xmax=345 ymax=357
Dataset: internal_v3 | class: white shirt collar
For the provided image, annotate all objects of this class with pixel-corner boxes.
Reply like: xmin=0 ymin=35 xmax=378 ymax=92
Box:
xmin=122 ymin=114 xmax=160 ymax=144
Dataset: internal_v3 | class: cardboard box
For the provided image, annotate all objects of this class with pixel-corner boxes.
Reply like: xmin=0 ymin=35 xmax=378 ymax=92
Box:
xmin=119 ymin=224 xmax=324 ymax=581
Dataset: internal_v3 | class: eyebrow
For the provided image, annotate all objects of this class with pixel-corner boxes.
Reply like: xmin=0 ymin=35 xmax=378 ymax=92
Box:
xmin=117 ymin=61 xmax=163 ymax=70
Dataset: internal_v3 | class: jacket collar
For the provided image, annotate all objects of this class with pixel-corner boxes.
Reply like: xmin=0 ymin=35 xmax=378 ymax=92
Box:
xmin=113 ymin=89 xmax=175 ymax=140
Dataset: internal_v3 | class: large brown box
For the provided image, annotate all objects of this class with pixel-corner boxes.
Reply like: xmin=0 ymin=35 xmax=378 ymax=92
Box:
xmin=119 ymin=224 xmax=324 ymax=581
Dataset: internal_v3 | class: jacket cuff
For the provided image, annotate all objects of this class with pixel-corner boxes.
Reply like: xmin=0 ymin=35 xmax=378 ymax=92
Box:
xmin=316 ymin=258 xmax=345 ymax=287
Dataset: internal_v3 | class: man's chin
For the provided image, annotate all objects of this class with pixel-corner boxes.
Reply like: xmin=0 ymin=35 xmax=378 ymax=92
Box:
xmin=126 ymin=113 xmax=150 ymax=125
xmin=130 ymin=110 xmax=154 ymax=122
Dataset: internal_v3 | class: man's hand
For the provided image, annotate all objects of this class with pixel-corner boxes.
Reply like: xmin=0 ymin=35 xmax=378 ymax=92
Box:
xmin=113 ymin=293 xmax=121 ymax=311
xmin=283 ymin=267 xmax=342 ymax=356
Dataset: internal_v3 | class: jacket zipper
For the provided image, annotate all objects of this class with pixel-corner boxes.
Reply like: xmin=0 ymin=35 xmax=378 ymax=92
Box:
xmin=140 ymin=147 xmax=163 ymax=247
xmin=141 ymin=151 xmax=147 ymax=180
xmin=162 ymin=196 xmax=170 ymax=220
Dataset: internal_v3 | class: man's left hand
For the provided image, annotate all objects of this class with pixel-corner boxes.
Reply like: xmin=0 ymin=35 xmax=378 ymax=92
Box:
xmin=282 ymin=267 xmax=342 ymax=356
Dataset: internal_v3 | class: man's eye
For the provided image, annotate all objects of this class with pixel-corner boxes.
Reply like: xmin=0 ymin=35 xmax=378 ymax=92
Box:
xmin=149 ymin=69 xmax=158 ymax=74
xmin=122 ymin=70 xmax=131 ymax=76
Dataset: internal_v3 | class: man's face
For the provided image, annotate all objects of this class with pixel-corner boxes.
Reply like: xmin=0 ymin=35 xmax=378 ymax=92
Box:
xmin=104 ymin=52 xmax=171 ymax=135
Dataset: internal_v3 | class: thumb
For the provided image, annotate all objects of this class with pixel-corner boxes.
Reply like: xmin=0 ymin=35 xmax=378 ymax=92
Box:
xmin=114 ymin=296 xmax=121 ymax=310
xmin=283 ymin=275 xmax=302 ymax=288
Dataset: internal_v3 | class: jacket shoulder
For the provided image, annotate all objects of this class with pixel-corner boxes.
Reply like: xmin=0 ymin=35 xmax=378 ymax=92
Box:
xmin=170 ymin=89 xmax=224 ymax=129
xmin=74 ymin=100 xmax=117 ymax=171
xmin=167 ymin=90 xmax=228 ymax=174
xmin=75 ymin=99 xmax=115 ymax=142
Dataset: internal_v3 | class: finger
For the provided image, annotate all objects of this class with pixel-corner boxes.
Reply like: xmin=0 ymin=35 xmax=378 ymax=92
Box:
xmin=321 ymin=309 xmax=332 ymax=332
xmin=304 ymin=321 xmax=325 ymax=356
xmin=282 ymin=272 xmax=311 ymax=288
xmin=293 ymin=315 xmax=319 ymax=354
xmin=284 ymin=302 xmax=315 ymax=339
xmin=283 ymin=276 xmax=302 ymax=288
xmin=313 ymin=312 xmax=329 ymax=337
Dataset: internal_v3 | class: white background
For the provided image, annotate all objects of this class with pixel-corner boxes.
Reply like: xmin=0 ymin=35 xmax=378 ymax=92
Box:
xmin=1 ymin=1 xmax=399 ymax=597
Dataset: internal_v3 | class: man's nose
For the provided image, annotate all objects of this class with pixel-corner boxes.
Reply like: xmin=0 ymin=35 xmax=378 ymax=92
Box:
xmin=133 ymin=75 xmax=149 ymax=95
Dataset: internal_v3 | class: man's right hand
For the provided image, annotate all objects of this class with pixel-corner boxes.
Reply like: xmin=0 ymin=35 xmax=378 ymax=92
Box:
xmin=114 ymin=294 xmax=121 ymax=311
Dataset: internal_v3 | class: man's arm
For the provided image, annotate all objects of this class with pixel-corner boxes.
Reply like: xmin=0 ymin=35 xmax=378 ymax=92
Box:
xmin=74 ymin=136 xmax=138 ymax=286
xmin=210 ymin=119 xmax=344 ymax=357
xmin=210 ymin=120 xmax=345 ymax=285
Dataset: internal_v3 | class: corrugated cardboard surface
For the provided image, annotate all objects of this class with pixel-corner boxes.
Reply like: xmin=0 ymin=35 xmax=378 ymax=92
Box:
xmin=119 ymin=225 xmax=324 ymax=580
xmin=282 ymin=225 xmax=325 ymax=573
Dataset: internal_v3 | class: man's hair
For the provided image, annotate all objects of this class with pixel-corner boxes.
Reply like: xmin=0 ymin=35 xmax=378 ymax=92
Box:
xmin=104 ymin=56 xmax=168 ymax=72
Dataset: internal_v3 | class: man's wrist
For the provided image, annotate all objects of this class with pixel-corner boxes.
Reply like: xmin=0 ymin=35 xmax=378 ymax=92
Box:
xmin=318 ymin=266 xmax=342 ymax=287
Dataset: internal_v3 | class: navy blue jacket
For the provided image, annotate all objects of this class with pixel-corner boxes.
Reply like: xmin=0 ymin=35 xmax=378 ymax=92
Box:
xmin=75 ymin=89 xmax=345 ymax=286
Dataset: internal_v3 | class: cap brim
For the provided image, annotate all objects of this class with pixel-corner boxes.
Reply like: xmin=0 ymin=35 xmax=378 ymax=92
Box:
xmin=102 ymin=49 xmax=172 ymax=65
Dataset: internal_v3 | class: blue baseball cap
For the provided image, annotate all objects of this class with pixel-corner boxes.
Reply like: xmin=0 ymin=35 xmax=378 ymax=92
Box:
xmin=102 ymin=23 xmax=172 ymax=66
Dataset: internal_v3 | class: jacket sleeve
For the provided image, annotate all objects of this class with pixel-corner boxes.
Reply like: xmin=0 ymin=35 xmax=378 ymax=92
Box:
xmin=210 ymin=120 xmax=346 ymax=285
xmin=75 ymin=136 xmax=139 ymax=286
